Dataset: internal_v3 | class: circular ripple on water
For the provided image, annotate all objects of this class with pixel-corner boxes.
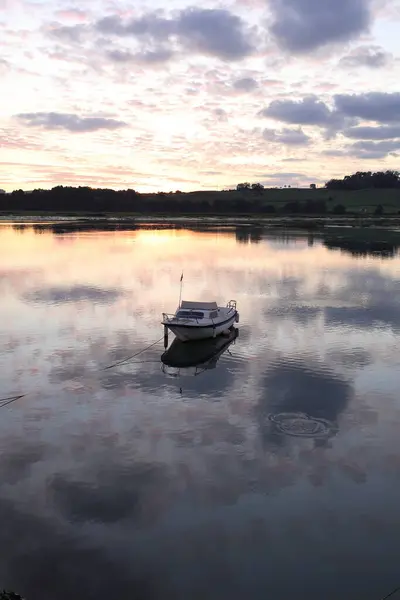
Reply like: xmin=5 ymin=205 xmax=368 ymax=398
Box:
xmin=268 ymin=412 xmax=337 ymax=439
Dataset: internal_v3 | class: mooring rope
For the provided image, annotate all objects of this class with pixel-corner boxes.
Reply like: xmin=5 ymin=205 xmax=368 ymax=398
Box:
xmin=0 ymin=395 xmax=26 ymax=409
xmin=381 ymin=586 xmax=400 ymax=600
xmin=101 ymin=336 xmax=164 ymax=370
xmin=0 ymin=335 xmax=165 ymax=409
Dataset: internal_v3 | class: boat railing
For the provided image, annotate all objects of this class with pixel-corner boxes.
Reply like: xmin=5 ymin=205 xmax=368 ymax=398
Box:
xmin=162 ymin=312 xmax=204 ymax=324
xmin=226 ymin=300 xmax=237 ymax=312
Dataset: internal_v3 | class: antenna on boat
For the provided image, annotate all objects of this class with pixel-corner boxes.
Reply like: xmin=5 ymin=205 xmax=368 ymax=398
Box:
xmin=178 ymin=272 xmax=183 ymax=308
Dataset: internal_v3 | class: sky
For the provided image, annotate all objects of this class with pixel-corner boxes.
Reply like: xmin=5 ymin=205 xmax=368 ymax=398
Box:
xmin=0 ymin=0 xmax=400 ymax=192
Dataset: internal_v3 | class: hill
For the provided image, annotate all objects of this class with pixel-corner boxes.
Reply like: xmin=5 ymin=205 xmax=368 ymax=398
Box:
xmin=1 ymin=171 xmax=399 ymax=216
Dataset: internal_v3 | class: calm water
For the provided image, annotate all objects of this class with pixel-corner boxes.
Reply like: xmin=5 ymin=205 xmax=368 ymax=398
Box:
xmin=1 ymin=222 xmax=400 ymax=600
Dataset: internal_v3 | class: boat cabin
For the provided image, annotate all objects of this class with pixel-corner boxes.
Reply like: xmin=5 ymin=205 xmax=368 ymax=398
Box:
xmin=176 ymin=301 xmax=219 ymax=321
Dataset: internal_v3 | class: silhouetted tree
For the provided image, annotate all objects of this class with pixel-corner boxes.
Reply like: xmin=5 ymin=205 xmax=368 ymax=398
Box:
xmin=0 ymin=591 xmax=25 ymax=600
xmin=332 ymin=204 xmax=346 ymax=215
xmin=236 ymin=182 xmax=251 ymax=191
xmin=326 ymin=170 xmax=400 ymax=190
xmin=283 ymin=201 xmax=300 ymax=213
xmin=251 ymin=183 xmax=264 ymax=194
xmin=261 ymin=204 xmax=276 ymax=213
xmin=282 ymin=199 xmax=326 ymax=214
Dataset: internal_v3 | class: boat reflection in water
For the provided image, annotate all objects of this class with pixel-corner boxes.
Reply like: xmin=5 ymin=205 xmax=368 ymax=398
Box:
xmin=161 ymin=326 xmax=239 ymax=377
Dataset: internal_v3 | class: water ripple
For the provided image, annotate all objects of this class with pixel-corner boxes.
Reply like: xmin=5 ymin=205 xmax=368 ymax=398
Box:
xmin=268 ymin=412 xmax=338 ymax=439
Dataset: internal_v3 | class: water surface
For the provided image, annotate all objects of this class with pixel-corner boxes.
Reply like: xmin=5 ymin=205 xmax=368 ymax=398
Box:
xmin=1 ymin=222 xmax=400 ymax=600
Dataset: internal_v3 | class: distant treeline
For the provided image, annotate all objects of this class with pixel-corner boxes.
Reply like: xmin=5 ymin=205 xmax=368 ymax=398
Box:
xmin=325 ymin=170 xmax=400 ymax=190
xmin=0 ymin=170 xmax=399 ymax=214
xmin=1 ymin=187 xmax=330 ymax=214
xmin=3 ymin=187 xmax=139 ymax=213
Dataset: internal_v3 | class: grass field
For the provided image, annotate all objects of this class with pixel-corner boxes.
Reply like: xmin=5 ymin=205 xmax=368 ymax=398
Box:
xmin=123 ymin=188 xmax=400 ymax=215
xmin=178 ymin=188 xmax=400 ymax=213
xmin=1 ymin=188 xmax=400 ymax=216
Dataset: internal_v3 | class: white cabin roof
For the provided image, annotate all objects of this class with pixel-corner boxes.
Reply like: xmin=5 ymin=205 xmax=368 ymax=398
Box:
xmin=180 ymin=300 xmax=218 ymax=311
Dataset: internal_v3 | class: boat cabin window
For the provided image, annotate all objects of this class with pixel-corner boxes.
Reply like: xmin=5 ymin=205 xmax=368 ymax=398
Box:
xmin=177 ymin=310 xmax=204 ymax=319
xmin=210 ymin=311 xmax=218 ymax=319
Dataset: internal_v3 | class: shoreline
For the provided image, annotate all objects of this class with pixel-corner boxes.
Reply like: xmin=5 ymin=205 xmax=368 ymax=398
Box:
xmin=2 ymin=212 xmax=400 ymax=230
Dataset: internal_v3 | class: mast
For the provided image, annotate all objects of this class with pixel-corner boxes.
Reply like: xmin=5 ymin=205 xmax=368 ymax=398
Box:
xmin=178 ymin=272 xmax=183 ymax=308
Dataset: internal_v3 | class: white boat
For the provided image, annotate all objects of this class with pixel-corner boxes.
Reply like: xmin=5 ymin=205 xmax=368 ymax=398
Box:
xmin=162 ymin=299 xmax=239 ymax=342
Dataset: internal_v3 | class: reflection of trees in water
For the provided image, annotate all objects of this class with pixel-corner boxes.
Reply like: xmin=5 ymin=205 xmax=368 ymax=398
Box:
xmin=233 ymin=225 xmax=400 ymax=257
xmin=13 ymin=221 xmax=239 ymax=236
xmin=324 ymin=238 xmax=398 ymax=258
xmin=323 ymin=230 xmax=400 ymax=259
xmin=12 ymin=220 xmax=400 ymax=261
xmin=257 ymin=359 xmax=353 ymax=449
xmin=35 ymin=222 xmax=139 ymax=234
xmin=11 ymin=224 xmax=26 ymax=233
xmin=235 ymin=226 xmax=263 ymax=244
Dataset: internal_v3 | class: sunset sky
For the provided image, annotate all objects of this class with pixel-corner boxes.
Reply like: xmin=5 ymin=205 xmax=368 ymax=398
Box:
xmin=1 ymin=0 xmax=399 ymax=192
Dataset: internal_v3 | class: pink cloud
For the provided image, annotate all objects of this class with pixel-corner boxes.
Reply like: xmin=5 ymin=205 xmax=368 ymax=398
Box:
xmin=54 ymin=9 xmax=89 ymax=23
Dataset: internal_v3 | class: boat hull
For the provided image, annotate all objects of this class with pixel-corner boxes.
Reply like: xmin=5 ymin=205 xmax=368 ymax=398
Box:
xmin=165 ymin=314 xmax=237 ymax=342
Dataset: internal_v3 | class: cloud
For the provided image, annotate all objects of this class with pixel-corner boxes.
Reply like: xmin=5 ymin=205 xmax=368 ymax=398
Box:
xmin=322 ymin=149 xmax=347 ymax=157
xmin=339 ymin=45 xmax=392 ymax=68
xmin=0 ymin=58 xmax=9 ymax=75
xmin=350 ymin=140 xmax=400 ymax=159
xmin=107 ymin=49 xmax=135 ymax=62
xmin=343 ymin=124 xmax=400 ymax=140
xmin=268 ymin=0 xmax=371 ymax=53
xmin=334 ymin=92 xmax=400 ymax=123
xmin=213 ymin=108 xmax=228 ymax=122
xmin=178 ymin=8 xmax=254 ymax=60
xmin=16 ymin=112 xmax=128 ymax=133
xmin=232 ymin=77 xmax=258 ymax=92
xmin=260 ymin=93 xmax=400 ymax=142
xmin=263 ymin=127 xmax=310 ymax=145
xmin=96 ymin=8 xmax=255 ymax=61
xmin=107 ymin=47 xmax=173 ymax=64
xmin=49 ymin=23 xmax=87 ymax=43
xmin=96 ymin=13 xmax=174 ymax=38
xmin=258 ymin=171 xmax=310 ymax=186
xmin=324 ymin=138 xmax=400 ymax=159
xmin=54 ymin=9 xmax=89 ymax=22
xmin=260 ymin=95 xmax=337 ymax=126
xmin=258 ymin=171 xmax=305 ymax=179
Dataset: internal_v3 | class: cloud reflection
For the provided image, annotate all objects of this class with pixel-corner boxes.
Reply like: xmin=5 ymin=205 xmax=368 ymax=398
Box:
xmin=49 ymin=460 xmax=169 ymax=524
xmin=23 ymin=285 xmax=124 ymax=305
xmin=0 ymin=497 xmax=157 ymax=600
xmin=258 ymin=358 xmax=353 ymax=448
xmin=2 ymin=224 xmax=400 ymax=600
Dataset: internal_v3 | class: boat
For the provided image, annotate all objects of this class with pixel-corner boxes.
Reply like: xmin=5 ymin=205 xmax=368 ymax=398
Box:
xmin=162 ymin=299 xmax=239 ymax=342
xmin=161 ymin=326 xmax=239 ymax=377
